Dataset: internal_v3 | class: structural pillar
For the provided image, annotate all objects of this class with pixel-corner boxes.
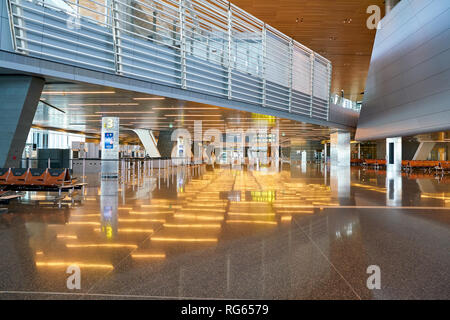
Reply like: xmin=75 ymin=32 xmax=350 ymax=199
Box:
xmin=100 ymin=178 xmax=119 ymax=239
xmin=330 ymin=165 xmax=351 ymax=202
xmin=101 ymin=117 xmax=120 ymax=178
xmin=330 ymin=131 xmax=350 ymax=166
xmin=329 ymin=132 xmax=351 ymax=203
xmin=386 ymin=168 xmax=402 ymax=206
xmin=386 ymin=137 xmax=402 ymax=172
xmin=0 ymin=75 xmax=45 ymax=167
xmin=413 ymin=142 xmax=435 ymax=160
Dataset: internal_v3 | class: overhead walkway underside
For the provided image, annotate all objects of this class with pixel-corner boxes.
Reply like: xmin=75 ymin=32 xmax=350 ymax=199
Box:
xmin=1 ymin=0 xmax=357 ymax=130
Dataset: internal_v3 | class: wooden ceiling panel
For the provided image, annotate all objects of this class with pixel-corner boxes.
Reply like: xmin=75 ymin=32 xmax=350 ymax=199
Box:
xmin=232 ymin=0 xmax=386 ymax=101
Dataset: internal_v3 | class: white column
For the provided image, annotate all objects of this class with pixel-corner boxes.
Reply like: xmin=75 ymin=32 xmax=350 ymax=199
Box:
xmin=101 ymin=117 xmax=120 ymax=178
xmin=386 ymin=137 xmax=402 ymax=172
xmin=100 ymin=178 xmax=118 ymax=239
xmin=330 ymin=131 xmax=350 ymax=166
xmin=413 ymin=142 xmax=435 ymax=160
xmin=330 ymin=165 xmax=350 ymax=200
xmin=386 ymin=168 xmax=402 ymax=206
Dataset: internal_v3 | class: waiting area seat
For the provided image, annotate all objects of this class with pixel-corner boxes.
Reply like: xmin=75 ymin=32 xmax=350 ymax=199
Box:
xmin=0 ymin=168 xmax=10 ymax=184
xmin=25 ymin=168 xmax=47 ymax=186
xmin=357 ymin=160 xmax=450 ymax=174
xmin=403 ymin=161 xmax=450 ymax=174
xmin=351 ymin=159 xmax=364 ymax=165
xmin=0 ymin=168 xmax=83 ymax=191
xmin=43 ymin=169 xmax=74 ymax=187
xmin=8 ymin=168 xmax=29 ymax=185
xmin=362 ymin=159 xmax=386 ymax=168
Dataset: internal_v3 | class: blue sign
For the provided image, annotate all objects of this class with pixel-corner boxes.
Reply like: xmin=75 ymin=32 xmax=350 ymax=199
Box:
xmin=104 ymin=133 xmax=114 ymax=149
xmin=103 ymin=206 xmax=113 ymax=219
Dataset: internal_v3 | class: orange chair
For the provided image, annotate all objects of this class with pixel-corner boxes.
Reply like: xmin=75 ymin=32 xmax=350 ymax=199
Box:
xmin=7 ymin=168 xmax=30 ymax=185
xmin=25 ymin=168 xmax=48 ymax=186
xmin=43 ymin=169 xmax=71 ymax=187
xmin=0 ymin=168 xmax=11 ymax=185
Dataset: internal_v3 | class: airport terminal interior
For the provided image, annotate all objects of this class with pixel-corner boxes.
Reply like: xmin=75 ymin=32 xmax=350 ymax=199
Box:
xmin=0 ymin=0 xmax=449 ymax=300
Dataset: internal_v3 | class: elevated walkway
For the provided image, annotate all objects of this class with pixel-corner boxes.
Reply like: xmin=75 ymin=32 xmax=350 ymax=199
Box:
xmin=1 ymin=0 xmax=357 ymax=130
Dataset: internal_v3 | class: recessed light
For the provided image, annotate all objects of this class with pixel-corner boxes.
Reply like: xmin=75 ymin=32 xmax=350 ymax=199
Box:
xmin=152 ymin=107 xmax=219 ymax=110
xmin=69 ymin=103 xmax=139 ymax=106
xmin=95 ymin=111 xmax=155 ymax=114
xmin=133 ymin=97 xmax=165 ymax=100
xmin=42 ymin=91 xmax=115 ymax=95
xmin=165 ymin=114 xmax=222 ymax=117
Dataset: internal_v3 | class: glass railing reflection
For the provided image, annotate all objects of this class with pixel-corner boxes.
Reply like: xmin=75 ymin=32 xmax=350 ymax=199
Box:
xmin=330 ymin=94 xmax=362 ymax=112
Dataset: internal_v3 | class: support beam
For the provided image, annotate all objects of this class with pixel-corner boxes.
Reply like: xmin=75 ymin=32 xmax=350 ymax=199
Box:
xmin=0 ymin=75 xmax=44 ymax=168
xmin=330 ymin=165 xmax=351 ymax=201
xmin=101 ymin=117 xmax=119 ymax=178
xmin=132 ymin=129 xmax=161 ymax=158
xmin=330 ymin=131 xmax=350 ymax=166
xmin=413 ymin=142 xmax=436 ymax=161
xmin=386 ymin=168 xmax=402 ymax=206
xmin=386 ymin=137 xmax=402 ymax=171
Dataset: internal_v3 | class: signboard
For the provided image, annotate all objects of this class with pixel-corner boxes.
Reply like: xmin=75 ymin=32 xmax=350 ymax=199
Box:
xmin=101 ymin=117 xmax=119 ymax=178
xmin=104 ymin=133 xmax=114 ymax=149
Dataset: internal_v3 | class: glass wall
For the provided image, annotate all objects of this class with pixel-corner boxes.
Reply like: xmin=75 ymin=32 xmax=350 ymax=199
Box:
xmin=25 ymin=128 xmax=85 ymax=151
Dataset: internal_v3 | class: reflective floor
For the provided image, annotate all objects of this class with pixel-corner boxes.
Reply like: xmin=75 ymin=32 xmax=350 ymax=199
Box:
xmin=0 ymin=163 xmax=449 ymax=300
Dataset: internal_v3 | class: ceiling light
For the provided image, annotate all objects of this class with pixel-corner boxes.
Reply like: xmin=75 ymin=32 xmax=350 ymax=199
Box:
xmin=152 ymin=107 xmax=219 ymax=110
xmin=165 ymin=114 xmax=222 ymax=117
xmin=133 ymin=97 xmax=165 ymax=100
xmin=95 ymin=111 xmax=155 ymax=114
xmin=174 ymin=119 xmax=224 ymax=122
xmin=42 ymin=91 xmax=115 ymax=95
xmin=69 ymin=103 xmax=139 ymax=106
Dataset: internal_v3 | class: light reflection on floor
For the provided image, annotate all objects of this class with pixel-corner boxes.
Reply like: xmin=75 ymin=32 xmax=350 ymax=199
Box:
xmin=0 ymin=163 xmax=449 ymax=299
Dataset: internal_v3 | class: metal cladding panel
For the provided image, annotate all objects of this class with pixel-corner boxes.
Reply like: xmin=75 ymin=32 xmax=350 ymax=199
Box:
xmin=356 ymin=0 xmax=450 ymax=141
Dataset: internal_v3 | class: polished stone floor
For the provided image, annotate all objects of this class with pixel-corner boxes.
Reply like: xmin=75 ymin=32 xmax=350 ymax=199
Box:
xmin=0 ymin=163 xmax=449 ymax=300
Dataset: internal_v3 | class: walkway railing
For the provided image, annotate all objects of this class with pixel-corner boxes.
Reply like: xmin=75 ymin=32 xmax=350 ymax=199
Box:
xmin=6 ymin=0 xmax=332 ymax=120
xmin=330 ymin=94 xmax=361 ymax=112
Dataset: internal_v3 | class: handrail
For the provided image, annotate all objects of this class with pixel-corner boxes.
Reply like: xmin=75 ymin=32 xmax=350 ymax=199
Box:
xmin=330 ymin=94 xmax=362 ymax=112
xmin=7 ymin=0 xmax=332 ymax=120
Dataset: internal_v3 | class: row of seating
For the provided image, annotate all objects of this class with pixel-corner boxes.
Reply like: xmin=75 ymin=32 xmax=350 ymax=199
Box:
xmin=0 ymin=168 xmax=75 ymax=188
xmin=403 ymin=160 xmax=450 ymax=169
xmin=353 ymin=159 xmax=450 ymax=173
xmin=361 ymin=159 xmax=386 ymax=168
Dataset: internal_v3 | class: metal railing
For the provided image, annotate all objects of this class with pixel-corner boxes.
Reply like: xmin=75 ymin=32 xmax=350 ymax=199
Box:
xmin=330 ymin=94 xmax=362 ymax=112
xmin=7 ymin=0 xmax=332 ymax=120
